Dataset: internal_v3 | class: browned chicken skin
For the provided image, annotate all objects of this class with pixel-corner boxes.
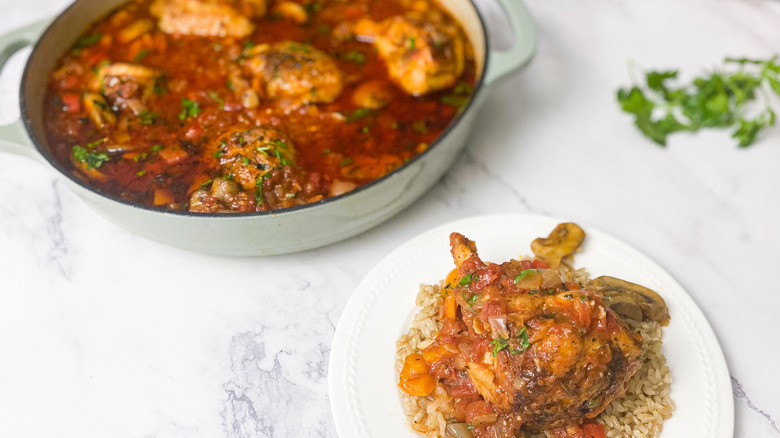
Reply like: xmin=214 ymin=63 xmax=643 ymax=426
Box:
xmin=150 ymin=0 xmax=266 ymax=37
xmin=355 ymin=13 xmax=465 ymax=96
xmin=405 ymin=233 xmax=644 ymax=437
xmin=190 ymin=126 xmax=326 ymax=212
xmin=244 ymin=41 xmax=344 ymax=109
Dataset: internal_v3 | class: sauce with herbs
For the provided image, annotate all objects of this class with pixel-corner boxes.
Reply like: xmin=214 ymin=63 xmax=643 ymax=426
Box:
xmin=44 ymin=0 xmax=476 ymax=212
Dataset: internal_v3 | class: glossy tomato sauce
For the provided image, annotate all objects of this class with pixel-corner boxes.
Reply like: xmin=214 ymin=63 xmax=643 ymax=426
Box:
xmin=43 ymin=0 xmax=477 ymax=211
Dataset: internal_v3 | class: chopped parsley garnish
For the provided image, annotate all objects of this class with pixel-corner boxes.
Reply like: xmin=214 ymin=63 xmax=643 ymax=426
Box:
xmin=564 ymin=293 xmax=574 ymax=300
xmin=72 ymin=145 xmax=109 ymax=169
xmin=153 ymin=77 xmax=168 ymax=96
xmin=440 ymin=94 xmax=470 ymax=111
xmin=458 ymin=273 xmax=477 ymax=286
xmin=490 ymin=338 xmax=509 ymax=356
xmin=462 ymin=291 xmax=478 ymax=305
xmin=411 ymin=120 xmax=429 ymax=134
xmin=407 ymin=37 xmax=416 ymax=50
xmin=346 ymin=108 xmax=373 ymax=123
xmin=151 ymin=144 xmax=164 ymax=152
xmin=514 ymin=269 xmax=536 ymax=283
xmin=178 ymin=98 xmax=201 ymax=121
xmin=208 ymin=91 xmax=225 ymax=110
xmin=254 ymin=173 xmax=269 ymax=205
xmin=339 ymin=157 xmax=354 ymax=167
xmin=343 ymin=50 xmax=366 ymax=65
xmin=440 ymin=81 xmax=474 ymax=112
xmin=138 ymin=111 xmax=159 ymax=125
xmin=453 ymin=81 xmax=474 ymax=95
xmin=493 ymin=326 xmax=531 ymax=356
xmin=514 ymin=327 xmax=531 ymax=353
xmin=200 ymin=179 xmax=213 ymax=188
xmin=133 ymin=49 xmax=149 ymax=62
xmin=72 ymin=33 xmax=102 ymax=55
xmin=136 ymin=170 xmax=147 ymax=176
xmin=287 ymin=42 xmax=312 ymax=53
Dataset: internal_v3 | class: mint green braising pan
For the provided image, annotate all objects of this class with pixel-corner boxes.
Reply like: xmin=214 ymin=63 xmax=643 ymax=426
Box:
xmin=0 ymin=0 xmax=536 ymax=256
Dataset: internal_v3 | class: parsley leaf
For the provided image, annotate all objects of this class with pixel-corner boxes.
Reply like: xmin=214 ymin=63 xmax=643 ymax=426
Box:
xmin=178 ymin=98 xmax=201 ymax=121
xmin=343 ymin=50 xmax=366 ymax=65
xmin=138 ymin=111 xmax=160 ymax=125
xmin=515 ymin=327 xmax=530 ymax=353
xmin=72 ymin=33 xmax=102 ymax=55
xmin=514 ymin=269 xmax=536 ymax=283
xmin=618 ymin=56 xmax=780 ymax=147
xmin=345 ymin=108 xmax=373 ymax=123
xmin=72 ymin=145 xmax=109 ymax=169
xmin=458 ymin=273 xmax=477 ymax=286
xmin=490 ymin=338 xmax=509 ymax=357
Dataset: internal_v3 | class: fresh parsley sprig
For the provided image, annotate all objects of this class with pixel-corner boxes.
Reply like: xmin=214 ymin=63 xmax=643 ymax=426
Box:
xmin=617 ymin=56 xmax=780 ymax=147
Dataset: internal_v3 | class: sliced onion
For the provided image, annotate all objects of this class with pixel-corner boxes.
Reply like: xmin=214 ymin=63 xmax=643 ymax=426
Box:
xmin=445 ymin=423 xmax=474 ymax=438
xmin=488 ymin=315 xmax=508 ymax=339
xmin=470 ymin=413 xmax=499 ymax=427
xmin=540 ymin=269 xmax=563 ymax=289
xmin=330 ymin=180 xmax=357 ymax=197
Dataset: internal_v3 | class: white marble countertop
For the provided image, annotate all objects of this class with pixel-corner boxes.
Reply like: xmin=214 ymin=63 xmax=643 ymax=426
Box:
xmin=0 ymin=0 xmax=778 ymax=436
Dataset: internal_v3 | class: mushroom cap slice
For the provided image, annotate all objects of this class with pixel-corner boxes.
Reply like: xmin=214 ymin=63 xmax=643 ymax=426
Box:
xmin=531 ymin=223 xmax=586 ymax=269
xmin=589 ymin=275 xmax=670 ymax=326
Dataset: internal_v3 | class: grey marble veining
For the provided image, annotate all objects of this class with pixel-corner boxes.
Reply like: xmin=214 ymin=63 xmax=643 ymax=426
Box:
xmin=1 ymin=0 xmax=779 ymax=437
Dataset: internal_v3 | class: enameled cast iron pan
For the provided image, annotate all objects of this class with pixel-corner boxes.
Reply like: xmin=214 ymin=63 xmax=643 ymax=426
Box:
xmin=0 ymin=0 xmax=536 ymax=256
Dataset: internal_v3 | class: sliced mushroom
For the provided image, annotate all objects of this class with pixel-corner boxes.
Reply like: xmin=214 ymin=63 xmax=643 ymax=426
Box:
xmin=82 ymin=93 xmax=117 ymax=129
xmin=589 ymin=275 xmax=670 ymax=325
xmin=531 ymin=223 xmax=586 ymax=269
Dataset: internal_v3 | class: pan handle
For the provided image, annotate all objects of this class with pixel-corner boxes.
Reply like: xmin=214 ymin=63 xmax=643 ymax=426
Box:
xmin=484 ymin=0 xmax=537 ymax=85
xmin=0 ymin=18 xmax=52 ymax=160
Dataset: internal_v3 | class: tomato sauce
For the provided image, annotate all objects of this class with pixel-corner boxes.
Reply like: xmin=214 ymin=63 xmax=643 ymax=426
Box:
xmin=43 ymin=0 xmax=476 ymax=211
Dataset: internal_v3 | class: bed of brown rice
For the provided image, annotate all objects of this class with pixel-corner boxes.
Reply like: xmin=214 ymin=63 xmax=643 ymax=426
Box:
xmin=396 ymin=282 xmax=675 ymax=438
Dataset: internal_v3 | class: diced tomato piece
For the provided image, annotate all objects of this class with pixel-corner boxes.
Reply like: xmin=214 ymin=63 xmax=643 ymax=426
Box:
xmin=344 ymin=5 xmax=366 ymax=19
xmin=185 ymin=124 xmax=204 ymax=140
xmin=531 ymin=259 xmax=549 ymax=269
xmin=86 ymin=52 xmax=107 ymax=67
xmin=61 ymin=93 xmax=82 ymax=113
xmin=158 ymin=145 xmax=189 ymax=165
xmin=464 ymin=400 xmax=494 ymax=422
xmin=60 ymin=75 xmax=80 ymax=90
xmin=581 ymin=423 xmax=605 ymax=438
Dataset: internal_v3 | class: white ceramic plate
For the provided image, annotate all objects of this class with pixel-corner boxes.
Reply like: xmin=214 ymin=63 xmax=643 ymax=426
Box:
xmin=329 ymin=214 xmax=733 ymax=438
